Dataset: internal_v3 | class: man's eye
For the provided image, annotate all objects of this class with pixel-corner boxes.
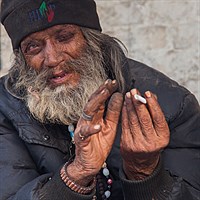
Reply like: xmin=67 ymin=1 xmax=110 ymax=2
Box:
xmin=27 ymin=44 xmax=37 ymax=50
xmin=25 ymin=43 xmax=39 ymax=53
xmin=58 ymin=33 xmax=75 ymax=42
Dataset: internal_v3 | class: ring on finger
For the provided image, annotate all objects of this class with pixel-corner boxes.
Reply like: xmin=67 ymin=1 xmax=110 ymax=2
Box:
xmin=82 ymin=111 xmax=93 ymax=121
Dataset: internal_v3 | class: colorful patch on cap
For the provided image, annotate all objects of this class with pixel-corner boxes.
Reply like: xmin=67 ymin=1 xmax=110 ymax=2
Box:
xmin=28 ymin=1 xmax=56 ymax=23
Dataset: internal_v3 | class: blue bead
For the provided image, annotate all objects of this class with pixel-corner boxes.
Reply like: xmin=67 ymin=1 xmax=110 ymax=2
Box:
xmin=70 ymin=132 xmax=74 ymax=138
xmin=68 ymin=124 xmax=74 ymax=132
xmin=103 ymin=168 xmax=109 ymax=176
xmin=104 ymin=190 xmax=111 ymax=198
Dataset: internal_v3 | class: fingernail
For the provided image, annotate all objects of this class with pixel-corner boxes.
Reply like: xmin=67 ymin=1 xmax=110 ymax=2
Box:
xmin=101 ymin=89 xmax=105 ymax=94
xmin=105 ymin=79 xmax=111 ymax=85
xmin=94 ymin=124 xmax=101 ymax=129
xmin=131 ymin=88 xmax=137 ymax=95
xmin=105 ymin=79 xmax=109 ymax=85
xmin=112 ymin=80 xmax=116 ymax=84
xmin=126 ymin=92 xmax=131 ymax=98
xmin=145 ymin=91 xmax=151 ymax=98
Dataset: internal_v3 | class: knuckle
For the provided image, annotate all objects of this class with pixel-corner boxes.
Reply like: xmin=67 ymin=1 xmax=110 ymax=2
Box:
xmin=129 ymin=119 xmax=139 ymax=127
xmin=122 ymin=119 xmax=130 ymax=129
xmin=139 ymin=117 xmax=152 ymax=127
xmin=112 ymin=92 xmax=123 ymax=100
xmin=80 ymin=125 xmax=90 ymax=134
xmin=102 ymin=88 xmax=110 ymax=96
xmin=154 ymin=115 xmax=166 ymax=126
xmin=110 ymin=94 xmax=123 ymax=106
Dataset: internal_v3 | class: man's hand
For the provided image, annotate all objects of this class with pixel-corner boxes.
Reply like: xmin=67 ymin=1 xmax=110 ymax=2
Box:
xmin=67 ymin=79 xmax=123 ymax=186
xmin=120 ymin=89 xmax=170 ymax=180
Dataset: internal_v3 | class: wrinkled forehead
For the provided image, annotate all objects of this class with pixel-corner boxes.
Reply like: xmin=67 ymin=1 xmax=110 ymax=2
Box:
xmin=21 ymin=24 xmax=81 ymax=43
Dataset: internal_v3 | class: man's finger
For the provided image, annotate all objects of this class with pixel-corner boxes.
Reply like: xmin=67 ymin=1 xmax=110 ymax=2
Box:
xmin=75 ymin=124 xmax=101 ymax=143
xmin=87 ymin=79 xmax=117 ymax=102
xmin=121 ymin=101 xmax=132 ymax=148
xmin=130 ymin=89 xmax=155 ymax=137
xmin=125 ymin=93 xmax=143 ymax=139
xmin=122 ymin=101 xmax=129 ymax=130
xmin=144 ymin=91 xmax=169 ymax=137
xmin=82 ymin=80 xmax=118 ymax=121
xmin=105 ymin=92 xmax=123 ymax=125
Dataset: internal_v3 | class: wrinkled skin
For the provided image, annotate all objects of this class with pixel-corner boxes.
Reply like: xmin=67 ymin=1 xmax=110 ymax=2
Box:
xmin=68 ymin=85 xmax=170 ymax=186
xmin=67 ymin=79 xmax=123 ymax=186
xmin=121 ymin=89 xmax=170 ymax=180
xmin=21 ymin=24 xmax=85 ymax=88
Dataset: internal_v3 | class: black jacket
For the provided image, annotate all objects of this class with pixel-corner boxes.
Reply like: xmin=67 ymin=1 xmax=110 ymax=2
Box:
xmin=0 ymin=59 xmax=200 ymax=200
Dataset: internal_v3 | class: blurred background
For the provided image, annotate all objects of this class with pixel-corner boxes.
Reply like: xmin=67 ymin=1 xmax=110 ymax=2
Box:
xmin=1 ymin=0 xmax=200 ymax=102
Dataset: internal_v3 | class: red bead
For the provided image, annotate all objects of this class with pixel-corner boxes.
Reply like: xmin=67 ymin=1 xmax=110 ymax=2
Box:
xmin=107 ymin=179 xmax=112 ymax=185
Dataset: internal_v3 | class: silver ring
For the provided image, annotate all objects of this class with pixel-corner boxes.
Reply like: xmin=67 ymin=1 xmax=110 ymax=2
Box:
xmin=79 ymin=132 xmax=85 ymax=141
xmin=82 ymin=111 xmax=93 ymax=121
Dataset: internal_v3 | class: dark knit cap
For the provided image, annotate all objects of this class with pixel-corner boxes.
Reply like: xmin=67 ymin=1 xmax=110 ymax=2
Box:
xmin=1 ymin=0 xmax=102 ymax=49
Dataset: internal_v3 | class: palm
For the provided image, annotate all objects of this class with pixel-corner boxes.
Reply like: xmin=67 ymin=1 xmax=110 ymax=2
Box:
xmin=73 ymin=80 xmax=123 ymax=174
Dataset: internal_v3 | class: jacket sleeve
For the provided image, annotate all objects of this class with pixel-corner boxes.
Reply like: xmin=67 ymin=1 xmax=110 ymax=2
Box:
xmin=119 ymin=93 xmax=200 ymax=200
xmin=0 ymin=112 xmax=95 ymax=200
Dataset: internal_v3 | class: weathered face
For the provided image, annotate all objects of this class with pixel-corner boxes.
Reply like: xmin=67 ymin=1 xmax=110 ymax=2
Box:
xmin=18 ymin=24 xmax=107 ymax=124
xmin=20 ymin=24 xmax=86 ymax=88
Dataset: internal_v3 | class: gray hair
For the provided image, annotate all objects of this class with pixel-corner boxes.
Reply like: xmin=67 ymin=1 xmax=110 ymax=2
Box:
xmin=80 ymin=27 xmax=127 ymax=93
xmin=6 ymin=27 xmax=127 ymax=99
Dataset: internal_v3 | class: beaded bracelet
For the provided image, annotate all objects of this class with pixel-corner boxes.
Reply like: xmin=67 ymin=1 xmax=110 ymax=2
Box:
xmin=60 ymin=161 xmax=96 ymax=194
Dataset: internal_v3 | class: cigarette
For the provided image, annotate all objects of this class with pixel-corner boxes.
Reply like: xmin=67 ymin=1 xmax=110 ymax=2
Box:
xmin=134 ymin=94 xmax=147 ymax=104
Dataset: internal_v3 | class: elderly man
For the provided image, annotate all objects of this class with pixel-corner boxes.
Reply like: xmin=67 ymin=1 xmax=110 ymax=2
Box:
xmin=0 ymin=0 xmax=199 ymax=200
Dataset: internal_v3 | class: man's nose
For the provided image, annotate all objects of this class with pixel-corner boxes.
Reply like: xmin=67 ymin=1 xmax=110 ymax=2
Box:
xmin=43 ymin=40 xmax=64 ymax=68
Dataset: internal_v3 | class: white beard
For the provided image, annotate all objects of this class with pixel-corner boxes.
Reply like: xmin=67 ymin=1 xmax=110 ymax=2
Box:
xmin=26 ymin=46 xmax=107 ymax=125
xmin=27 ymin=74 xmax=105 ymax=125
